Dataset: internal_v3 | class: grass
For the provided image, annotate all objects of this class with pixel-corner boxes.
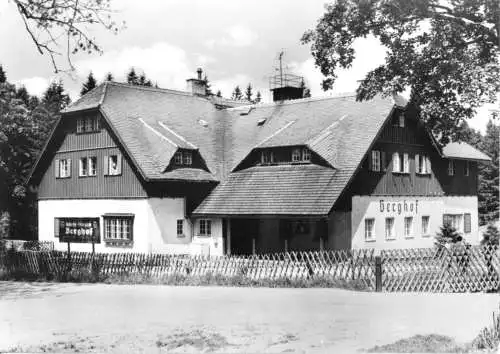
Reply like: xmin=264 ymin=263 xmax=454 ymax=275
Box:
xmin=367 ymin=334 xmax=469 ymax=353
xmin=155 ymin=328 xmax=229 ymax=352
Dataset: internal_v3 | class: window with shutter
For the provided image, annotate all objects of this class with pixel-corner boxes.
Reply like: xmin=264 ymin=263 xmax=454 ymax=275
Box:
xmin=392 ymin=152 xmax=400 ymax=173
xmin=415 ymin=154 xmax=421 ymax=173
xmin=464 ymin=213 xmax=471 ymax=233
xmin=371 ymin=150 xmax=381 ymax=171
xmin=448 ymin=160 xmax=455 ymax=176
xmin=403 ymin=153 xmax=409 ymax=173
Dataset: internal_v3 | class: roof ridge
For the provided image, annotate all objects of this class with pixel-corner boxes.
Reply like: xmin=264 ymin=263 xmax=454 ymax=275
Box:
xmin=105 ymin=81 xmax=211 ymax=101
xmin=224 ymin=93 xmax=358 ymax=111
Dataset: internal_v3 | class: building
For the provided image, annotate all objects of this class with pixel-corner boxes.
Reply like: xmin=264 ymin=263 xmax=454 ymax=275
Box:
xmin=28 ymin=70 xmax=491 ymax=255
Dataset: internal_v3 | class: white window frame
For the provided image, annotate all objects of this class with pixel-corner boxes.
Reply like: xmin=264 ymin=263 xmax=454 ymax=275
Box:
xmin=59 ymin=159 xmax=71 ymax=178
xmin=404 ymin=216 xmax=414 ymax=238
xmin=89 ymin=156 xmax=97 ymax=176
xmin=403 ymin=153 xmax=409 ymax=174
xmin=199 ymin=219 xmax=212 ymax=236
xmin=174 ymin=151 xmax=183 ymax=165
xmin=385 ymin=217 xmax=395 ymax=240
xmin=302 ymin=148 xmax=311 ymax=162
xmin=392 ymin=152 xmax=400 ymax=173
xmin=292 ymin=148 xmax=301 ymax=162
xmin=444 ymin=214 xmax=463 ymax=233
xmin=364 ymin=218 xmax=375 ymax=241
xmin=399 ymin=113 xmax=405 ymax=128
xmin=104 ymin=216 xmax=133 ymax=244
xmin=108 ymin=155 xmax=120 ymax=176
xmin=261 ymin=150 xmax=274 ymax=165
xmin=421 ymin=216 xmax=430 ymax=237
xmin=371 ymin=150 xmax=381 ymax=172
xmin=79 ymin=157 xmax=88 ymax=177
xmin=76 ymin=118 xmax=85 ymax=133
xmin=448 ymin=160 xmax=455 ymax=176
xmin=183 ymin=151 xmax=192 ymax=166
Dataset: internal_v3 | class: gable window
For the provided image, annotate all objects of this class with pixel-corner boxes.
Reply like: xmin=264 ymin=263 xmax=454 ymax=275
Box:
xmin=371 ymin=150 xmax=381 ymax=172
xmin=292 ymin=148 xmax=301 ymax=162
xmin=55 ymin=158 xmax=71 ymax=178
xmin=76 ymin=116 xmax=99 ymax=134
xmin=392 ymin=152 xmax=409 ymax=173
xmin=448 ymin=160 xmax=455 ymax=176
xmin=422 ymin=216 xmax=430 ymax=236
xmin=464 ymin=161 xmax=470 ymax=176
xmin=174 ymin=151 xmax=183 ymax=165
xmin=104 ymin=215 xmax=133 ymax=245
xmin=183 ymin=151 xmax=192 ymax=166
xmin=365 ymin=218 xmax=375 ymax=241
xmin=404 ymin=217 xmax=413 ymax=238
xmin=302 ymin=148 xmax=311 ymax=162
xmin=79 ymin=157 xmax=97 ymax=177
xmin=416 ymin=154 xmax=431 ymax=174
xmin=199 ymin=219 xmax=211 ymax=236
xmin=104 ymin=154 xmax=122 ymax=176
xmin=399 ymin=113 xmax=405 ymax=128
xmin=385 ymin=217 xmax=395 ymax=240
xmin=261 ymin=150 xmax=274 ymax=165
xmin=177 ymin=219 xmax=184 ymax=237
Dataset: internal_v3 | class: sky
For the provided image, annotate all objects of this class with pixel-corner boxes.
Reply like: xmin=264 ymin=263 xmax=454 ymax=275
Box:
xmin=0 ymin=0 xmax=496 ymax=133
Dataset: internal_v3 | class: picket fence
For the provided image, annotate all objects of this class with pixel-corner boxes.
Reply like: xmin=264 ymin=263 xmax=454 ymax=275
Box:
xmin=0 ymin=243 xmax=498 ymax=292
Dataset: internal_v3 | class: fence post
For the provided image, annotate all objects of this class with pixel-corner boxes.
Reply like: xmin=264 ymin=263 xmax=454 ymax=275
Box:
xmin=375 ymin=255 xmax=382 ymax=292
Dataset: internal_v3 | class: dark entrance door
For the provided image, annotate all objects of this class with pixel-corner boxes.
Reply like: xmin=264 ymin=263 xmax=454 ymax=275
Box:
xmin=230 ymin=218 xmax=259 ymax=255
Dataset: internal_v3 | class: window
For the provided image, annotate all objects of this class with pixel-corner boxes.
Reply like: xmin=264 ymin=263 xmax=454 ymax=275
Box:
xmin=385 ymin=217 xmax=395 ymax=240
xmin=177 ymin=219 xmax=184 ymax=237
xmin=448 ymin=160 xmax=455 ymax=176
xmin=403 ymin=153 xmax=409 ymax=173
xmin=55 ymin=158 xmax=71 ymax=178
xmin=371 ymin=150 xmax=381 ymax=172
xmin=365 ymin=218 xmax=375 ymax=241
xmin=79 ymin=157 xmax=97 ymax=177
xmin=183 ymin=151 xmax=192 ymax=165
xmin=399 ymin=113 xmax=405 ymax=128
xmin=105 ymin=154 xmax=122 ymax=176
xmin=404 ymin=217 xmax=413 ymax=238
xmin=261 ymin=150 xmax=274 ymax=165
xmin=79 ymin=157 xmax=88 ymax=177
xmin=392 ymin=152 xmax=400 ymax=172
xmin=416 ymin=154 xmax=431 ymax=174
xmin=76 ymin=116 xmax=99 ymax=133
xmin=292 ymin=148 xmax=301 ymax=162
xmin=104 ymin=216 xmax=133 ymax=244
xmin=422 ymin=216 xmax=430 ymax=236
xmin=464 ymin=161 xmax=470 ymax=176
xmin=464 ymin=213 xmax=471 ymax=233
xmin=443 ymin=214 xmax=463 ymax=232
xmin=199 ymin=219 xmax=211 ymax=236
xmin=174 ymin=151 xmax=183 ymax=165
xmin=302 ymin=148 xmax=311 ymax=162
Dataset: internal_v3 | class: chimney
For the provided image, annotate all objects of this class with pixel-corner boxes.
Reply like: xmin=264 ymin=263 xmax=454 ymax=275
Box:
xmin=269 ymin=73 xmax=304 ymax=102
xmin=186 ymin=68 xmax=207 ymax=96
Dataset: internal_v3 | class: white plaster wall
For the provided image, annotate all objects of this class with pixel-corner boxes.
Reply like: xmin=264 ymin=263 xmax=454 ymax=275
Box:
xmin=39 ymin=199 xmax=151 ymax=253
xmin=191 ymin=218 xmax=224 ymax=256
xmin=351 ymin=195 xmax=480 ymax=250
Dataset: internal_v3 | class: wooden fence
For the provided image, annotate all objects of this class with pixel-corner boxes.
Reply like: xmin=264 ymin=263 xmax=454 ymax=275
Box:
xmin=0 ymin=243 xmax=498 ymax=292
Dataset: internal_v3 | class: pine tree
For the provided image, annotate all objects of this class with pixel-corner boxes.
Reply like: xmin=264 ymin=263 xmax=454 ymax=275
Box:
xmin=435 ymin=223 xmax=463 ymax=247
xmin=216 ymin=90 xmax=222 ymax=98
xmin=255 ymin=91 xmax=262 ymax=103
xmin=138 ymin=73 xmax=152 ymax=87
xmin=232 ymin=86 xmax=242 ymax=101
xmin=300 ymin=79 xmax=311 ymax=98
xmin=80 ymin=72 xmax=97 ymax=96
xmin=42 ymin=81 xmax=71 ymax=114
xmin=203 ymin=75 xmax=213 ymax=96
xmin=126 ymin=68 xmax=139 ymax=85
xmin=481 ymin=223 xmax=500 ymax=246
xmin=245 ymin=83 xmax=253 ymax=102
xmin=478 ymin=120 xmax=499 ymax=225
xmin=15 ymin=86 xmax=30 ymax=107
xmin=105 ymin=72 xmax=114 ymax=81
xmin=0 ymin=65 xmax=6 ymax=83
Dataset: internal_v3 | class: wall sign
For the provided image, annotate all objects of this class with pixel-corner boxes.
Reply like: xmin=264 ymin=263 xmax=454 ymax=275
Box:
xmin=379 ymin=199 xmax=419 ymax=215
xmin=59 ymin=218 xmax=100 ymax=243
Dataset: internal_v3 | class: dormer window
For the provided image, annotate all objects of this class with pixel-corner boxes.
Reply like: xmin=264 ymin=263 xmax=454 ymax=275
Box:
xmin=292 ymin=149 xmax=301 ymax=162
xmin=174 ymin=150 xmax=193 ymax=166
xmin=302 ymin=148 xmax=311 ymax=162
xmin=261 ymin=150 xmax=274 ymax=165
xmin=77 ymin=116 xmax=99 ymax=133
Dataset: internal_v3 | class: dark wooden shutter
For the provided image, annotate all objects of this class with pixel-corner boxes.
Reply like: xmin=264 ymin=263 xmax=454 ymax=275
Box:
xmin=464 ymin=213 xmax=471 ymax=233
xmin=368 ymin=151 xmax=373 ymax=171
xmin=381 ymin=151 xmax=387 ymax=171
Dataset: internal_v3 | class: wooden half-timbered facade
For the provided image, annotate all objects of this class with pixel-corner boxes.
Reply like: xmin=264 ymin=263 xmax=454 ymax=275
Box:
xmin=28 ymin=74 xmax=491 ymax=255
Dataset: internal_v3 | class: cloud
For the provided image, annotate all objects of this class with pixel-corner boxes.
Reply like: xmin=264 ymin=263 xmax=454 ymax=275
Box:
xmin=205 ymin=25 xmax=258 ymax=48
xmin=15 ymin=77 xmax=50 ymax=97
xmin=75 ymin=42 xmax=194 ymax=90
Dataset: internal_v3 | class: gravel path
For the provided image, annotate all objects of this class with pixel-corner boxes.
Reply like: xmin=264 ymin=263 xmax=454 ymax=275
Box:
xmin=0 ymin=281 xmax=498 ymax=352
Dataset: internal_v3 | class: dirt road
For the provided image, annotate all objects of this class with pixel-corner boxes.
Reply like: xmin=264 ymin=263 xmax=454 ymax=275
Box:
xmin=0 ymin=281 xmax=498 ymax=352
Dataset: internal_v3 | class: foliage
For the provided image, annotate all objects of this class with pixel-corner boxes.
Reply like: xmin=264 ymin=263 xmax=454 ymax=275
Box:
xmin=472 ymin=305 xmax=500 ymax=351
xmin=105 ymin=72 xmax=114 ymax=81
xmin=302 ymin=0 xmax=500 ymax=144
xmin=12 ymin=0 xmax=122 ymax=73
xmin=203 ymin=75 xmax=213 ymax=96
xmin=80 ymin=72 xmax=97 ymax=96
xmin=0 ymin=65 xmax=5 ymax=83
xmin=126 ymin=68 xmax=153 ymax=87
xmin=245 ymin=83 xmax=253 ymax=102
xmin=300 ymin=79 xmax=311 ymax=98
xmin=216 ymin=90 xmax=222 ymax=98
xmin=481 ymin=223 xmax=500 ymax=246
xmin=435 ymin=223 xmax=463 ymax=246
xmin=231 ymin=85 xmax=243 ymax=101
xmin=368 ymin=334 xmax=465 ymax=353
xmin=255 ymin=91 xmax=262 ymax=103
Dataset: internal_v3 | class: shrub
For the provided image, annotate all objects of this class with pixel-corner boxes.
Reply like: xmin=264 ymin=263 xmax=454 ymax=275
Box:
xmin=481 ymin=223 xmax=500 ymax=247
xmin=472 ymin=305 xmax=500 ymax=351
